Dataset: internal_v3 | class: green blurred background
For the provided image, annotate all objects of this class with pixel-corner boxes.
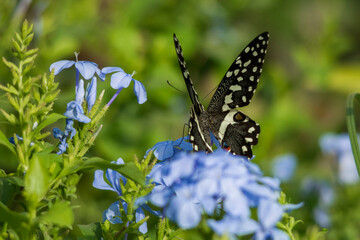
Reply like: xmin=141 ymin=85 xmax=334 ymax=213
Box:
xmin=1 ymin=0 xmax=360 ymax=238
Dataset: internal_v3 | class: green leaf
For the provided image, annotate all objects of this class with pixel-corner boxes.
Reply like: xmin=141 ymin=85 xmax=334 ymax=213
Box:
xmin=0 ymin=129 xmax=16 ymax=155
xmin=76 ymin=222 xmax=102 ymax=240
xmin=25 ymin=154 xmax=50 ymax=204
xmin=0 ymin=178 xmax=17 ymax=205
xmin=34 ymin=152 xmax=63 ymax=179
xmin=346 ymin=93 xmax=360 ymax=177
xmin=41 ymin=201 xmax=74 ymax=228
xmin=2 ymin=176 xmax=24 ymax=187
xmin=11 ymin=38 xmax=21 ymax=53
xmin=0 ymin=108 xmax=18 ymax=125
xmin=83 ymin=157 xmax=146 ymax=186
xmin=32 ymin=113 xmax=66 ymax=137
xmin=0 ymin=201 xmax=29 ymax=229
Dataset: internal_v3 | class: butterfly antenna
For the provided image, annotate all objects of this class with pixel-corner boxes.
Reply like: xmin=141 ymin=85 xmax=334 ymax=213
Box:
xmin=201 ymin=83 xmax=218 ymax=102
xmin=174 ymin=122 xmax=189 ymax=147
xmin=167 ymin=80 xmax=185 ymax=94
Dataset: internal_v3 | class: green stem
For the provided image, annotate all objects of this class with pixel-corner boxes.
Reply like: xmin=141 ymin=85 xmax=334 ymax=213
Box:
xmin=346 ymin=93 xmax=360 ymax=177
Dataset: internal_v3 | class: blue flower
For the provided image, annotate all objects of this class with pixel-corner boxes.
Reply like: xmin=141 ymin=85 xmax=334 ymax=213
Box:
xmin=93 ymin=158 xmax=126 ymax=194
xmin=103 ymin=201 xmax=148 ymax=234
xmin=272 ymin=153 xmax=297 ymax=182
xmin=52 ymin=128 xmax=68 ymax=154
xmin=93 ymin=158 xmax=158 ymax=234
xmin=64 ymin=79 xmax=91 ymax=123
xmin=64 ymin=119 xmax=76 ymax=139
xmin=145 ymin=136 xmax=193 ymax=161
xmin=102 ymin=67 xmax=147 ymax=105
xmin=320 ymin=133 xmax=359 ymax=184
xmin=64 ymin=102 xmax=91 ymax=123
xmin=9 ymin=134 xmax=23 ymax=145
xmin=49 ymin=59 xmax=105 ymax=81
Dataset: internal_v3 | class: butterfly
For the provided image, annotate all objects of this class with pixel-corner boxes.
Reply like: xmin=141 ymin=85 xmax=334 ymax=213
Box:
xmin=173 ymin=32 xmax=269 ymax=158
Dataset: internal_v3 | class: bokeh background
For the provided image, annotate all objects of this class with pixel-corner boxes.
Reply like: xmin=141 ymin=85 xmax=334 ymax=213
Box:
xmin=1 ymin=0 xmax=360 ymax=239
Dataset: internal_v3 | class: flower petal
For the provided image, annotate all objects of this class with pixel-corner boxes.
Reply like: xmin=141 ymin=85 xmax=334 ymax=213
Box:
xmin=110 ymin=71 xmax=132 ymax=89
xmin=93 ymin=170 xmax=114 ymax=191
xmin=64 ymin=119 xmax=76 ymax=139
xmin=133 ymin=79 xmax=147 ymax=104
xmin=135 ymin=207 xmax=148 ymax=234
xmin=75 ymin=61 xmax=99 ymax=80
xmin=49 ymin=60 xmax=75 ymax=75
xmin=64 ymin=101 xmax=91 ymax=123
xmin=53 ymin=128 xmax=65 ymax=139
xmin=101 ymin=66 xmax=124 ymax=75
xmin=76 ymin=79 xmax=85 ymax=104
xmin=258 ymin=199 xmax=284 ymax=230
xmin=86 ymin=77 xmax=97 ymax=111
xmin=153 ymin=141 xmax=175 ymax=160
xmin=103 ymin=201 xmax=122 ymax=224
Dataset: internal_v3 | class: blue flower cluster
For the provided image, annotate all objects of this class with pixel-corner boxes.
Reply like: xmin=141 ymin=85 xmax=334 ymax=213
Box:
xmin=50 ymin=57 xmax=147 ymax=154
xmin=146 ymin=149 xmax=302 ymax=239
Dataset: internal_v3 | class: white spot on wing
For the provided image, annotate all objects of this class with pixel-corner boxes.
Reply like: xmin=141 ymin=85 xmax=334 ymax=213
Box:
xmin=224 ymin=93 xmax=233 ymax=104
xmin=244 ymin=60 xmax=251 ymax=67
xmin=226 ymin=71 xmax=233 ymax=78
xmin=242 ymin=145 xmax=248 ymax=152
xmin=218 ymin=111 xmax=237 ymax=140
xmin=248 ymin=127 xmax=255 ymax=133
xmin=229 ymin=85 xmax=242 ymax=91
xmin=245 ymin=47 xmax=250 ymax=53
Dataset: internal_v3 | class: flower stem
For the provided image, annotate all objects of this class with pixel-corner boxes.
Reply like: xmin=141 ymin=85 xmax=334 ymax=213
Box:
xmin=107 ymin=87 xmax=123 ymax=106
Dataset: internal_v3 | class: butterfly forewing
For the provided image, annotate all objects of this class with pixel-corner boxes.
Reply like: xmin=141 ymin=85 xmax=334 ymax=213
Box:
xmin=207 ymin=32 xmax=269 ymax=113
xmin=173 ymin=34 xmax=204 ymax=115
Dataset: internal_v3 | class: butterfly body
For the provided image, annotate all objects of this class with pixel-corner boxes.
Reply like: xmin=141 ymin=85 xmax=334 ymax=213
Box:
xmin=173 ymin=32 xmax=268 ymax=158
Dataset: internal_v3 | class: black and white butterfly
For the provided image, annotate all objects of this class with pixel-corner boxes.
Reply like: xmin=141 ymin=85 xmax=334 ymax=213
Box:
xmin=173 ymin=32 xmax=269 ymax=158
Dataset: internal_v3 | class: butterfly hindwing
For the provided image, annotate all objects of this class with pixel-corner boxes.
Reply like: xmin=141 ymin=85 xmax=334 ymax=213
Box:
xmin=209 ymin=110 xmax=260 ymax=158
xmin=207 ymin=32 xmax=269 ymax=113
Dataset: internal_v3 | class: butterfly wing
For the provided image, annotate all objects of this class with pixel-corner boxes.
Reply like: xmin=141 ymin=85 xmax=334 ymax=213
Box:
xmin=173 ymin=34 xmax=204 ymax=115
xmin=189 ymin=108 xmax=213 ymax=152
xmin=207 ymin=32 xmax=269 ymax=113
xmin=209 ymin=110 xmax=260 ymax=157
xmin=207 ymin=32 xmax=269 ymax=157
xmin=173 ymin=34 xmax=212 ymax=151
